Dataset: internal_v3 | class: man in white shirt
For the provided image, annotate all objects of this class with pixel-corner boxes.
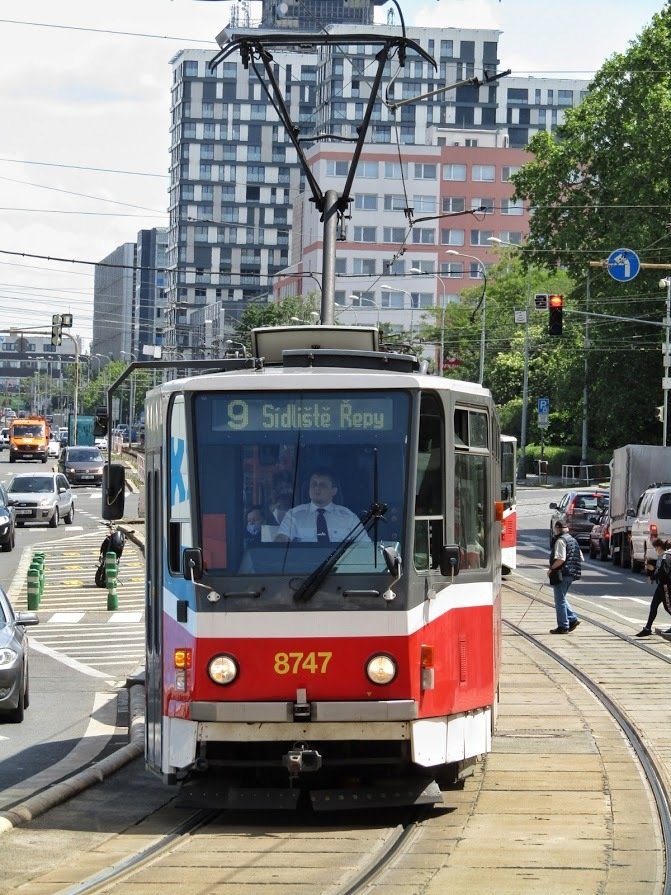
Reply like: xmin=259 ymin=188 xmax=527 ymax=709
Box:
xmin=275 ymin=470 xmax=370 ymax=543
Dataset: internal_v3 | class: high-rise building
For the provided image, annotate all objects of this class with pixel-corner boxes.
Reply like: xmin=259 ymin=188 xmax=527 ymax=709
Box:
xmin=259 ymin=0 xmax=385 ymax=29
xmin=165 ymin=19 xmax=587 ymax=355
xmin=91 ymin=243 xmax=136 ymax=361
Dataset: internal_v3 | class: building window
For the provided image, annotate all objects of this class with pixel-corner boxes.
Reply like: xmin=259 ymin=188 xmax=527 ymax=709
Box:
xmin=501 ymin=198 xmax=524 ymax=216
xmin=413 ymin=195 xmax=437 ymax=213
xmin=471 ymin=230 xmax=494 ymax=246
xmin=354 ymin=194 xmax=378 ymax=210
xmin=441 ymin=261 xmax=464 ymax=277
xmin=250 ymin=104 xmax=266 ymax=120
xmin=385 ymin=161 xmax=409 ymax=179
xmin=558 ymin=89 xmax=574 ymax=106
xmin=414 ymin=163 xmax=437 ymax=180
xmin=184 ymin=60 xmax=198 ymax=77
xmin=442 ymin=164 xmax=466 ymax=181
xmin=380 ymin=290 xmax=404 ymax=309
xmin=442 ymin=196 xmax=465 ymax=214
xmin=326 ymin=160 xmax=348 ymax=176
xmin=412 ymin=228 xmax=436 ymax=245
xmin=201 ymin=144 xmax=214 ymax=160
xmin=471 ymin=198 xmax=494 ymax=214
xmin=472 ymin=165 xmax=495 ymax=182
xmin=383 ymin=227 xmax=407 ymax=243
xmin=353 ymin=258 xmax=377 ymax=275
xmin=440 ymin=229 xmax=465 ymax=246
xmin=358 ymin=161 xmax=379 ymax=178
xmin=353 ymin=226 xmax=377 ymax=242
xmin=501 ymin=165 xmax=521 ymax=182
xmin=499 ymin=231 xmax=523 ymax=245
xmin=384 ymin=194 xmax=406 ymax=211
xmin=202 ymin=103 xmax=214 ymax=118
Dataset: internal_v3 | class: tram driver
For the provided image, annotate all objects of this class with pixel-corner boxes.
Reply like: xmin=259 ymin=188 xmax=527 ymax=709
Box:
xmin=274 ymin=469 xmax=370 ymax=544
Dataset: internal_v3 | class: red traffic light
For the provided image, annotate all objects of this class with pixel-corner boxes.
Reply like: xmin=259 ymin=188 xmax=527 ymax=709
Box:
xmin=548 ymin=294 xmax=563 ymax=336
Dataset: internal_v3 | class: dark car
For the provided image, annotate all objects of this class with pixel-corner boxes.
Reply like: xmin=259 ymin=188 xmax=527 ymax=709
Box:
xmin=0 ymin=483 xmax=16 ymax=552
xmin=0 ymin=584 xmax=38 ymax=722
xmin=549 ymin=489 xmax=609 ymax=546
xmin=58 ymin=446 xmax=104 ymax=486
xmin=589 ymin=510 xmax=611 ymax=561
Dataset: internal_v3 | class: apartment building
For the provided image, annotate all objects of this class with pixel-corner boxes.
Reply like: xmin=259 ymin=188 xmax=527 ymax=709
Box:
xmin=164 ymin=18 xmax=587 ymax=353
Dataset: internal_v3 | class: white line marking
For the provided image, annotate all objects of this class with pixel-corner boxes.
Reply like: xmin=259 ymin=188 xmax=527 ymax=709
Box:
xmin=30 ymin=639 xmax=110 ymax=678
xmin=108 ymin=612 xmax=143 ymax=624
xmin=46 ymin=612 xmax=85 ymax=624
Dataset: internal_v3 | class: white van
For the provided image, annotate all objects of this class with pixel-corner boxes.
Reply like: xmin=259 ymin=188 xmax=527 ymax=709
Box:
xmin=629 ymin=484 xmax=671 ymax=571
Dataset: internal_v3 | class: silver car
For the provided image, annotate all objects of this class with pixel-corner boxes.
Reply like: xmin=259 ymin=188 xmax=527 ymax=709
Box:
xmin=7 ymin=472 xmax=75 ymax=528
xmin=0 ymin=585 xmax=38 ymax=722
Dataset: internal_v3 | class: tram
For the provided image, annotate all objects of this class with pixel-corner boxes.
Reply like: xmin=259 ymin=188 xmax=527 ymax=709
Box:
xmin=500 ymin=434 xmax=517 ymax=574
xmin=106 ymin=326 xmax=504 ymax=810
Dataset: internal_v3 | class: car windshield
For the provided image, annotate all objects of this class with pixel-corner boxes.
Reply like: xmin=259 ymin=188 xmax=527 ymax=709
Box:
xmin=9 ymin=477 xmax=54 ymax=494
xmin=67 ymin=449 xmax=102 ymax=462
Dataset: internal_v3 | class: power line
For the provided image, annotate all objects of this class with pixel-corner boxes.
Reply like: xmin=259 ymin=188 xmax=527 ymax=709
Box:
xmin=0 ymin=157 xmax=168 ymax=178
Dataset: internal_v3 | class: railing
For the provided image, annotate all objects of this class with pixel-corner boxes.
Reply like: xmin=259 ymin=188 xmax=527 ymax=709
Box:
xmin=561 ymin=464 xmax=611 ymax=486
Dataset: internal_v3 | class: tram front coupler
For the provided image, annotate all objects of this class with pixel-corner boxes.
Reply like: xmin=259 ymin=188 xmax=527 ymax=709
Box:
xmin=282 ymin=743 xmax=323 ymax=777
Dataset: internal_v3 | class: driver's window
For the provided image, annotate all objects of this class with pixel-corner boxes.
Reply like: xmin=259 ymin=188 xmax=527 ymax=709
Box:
xmin=413 ymin=393 xmax=444 ymax=571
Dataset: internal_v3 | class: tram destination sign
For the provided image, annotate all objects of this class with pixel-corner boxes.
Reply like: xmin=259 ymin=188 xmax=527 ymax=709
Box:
xmin=212 ymin=396 xmax=396 ymax=431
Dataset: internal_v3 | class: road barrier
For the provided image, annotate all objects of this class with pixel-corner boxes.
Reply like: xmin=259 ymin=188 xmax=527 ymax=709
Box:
xmin=105 ymin=550 xmax=118 ymax=610
xmin=26 ymin=552 xmax=45 ymax=610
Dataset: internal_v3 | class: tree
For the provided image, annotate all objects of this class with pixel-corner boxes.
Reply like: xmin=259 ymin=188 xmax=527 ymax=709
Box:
xmin=233 ymin=294 xmax=321 ymax=352
xmin=511 ymin=5 xmax=671 ymax=447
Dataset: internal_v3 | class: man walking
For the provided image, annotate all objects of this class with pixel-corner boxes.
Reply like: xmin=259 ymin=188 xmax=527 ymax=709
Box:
xmin=548 ymin=520 xmax=582 ymax=634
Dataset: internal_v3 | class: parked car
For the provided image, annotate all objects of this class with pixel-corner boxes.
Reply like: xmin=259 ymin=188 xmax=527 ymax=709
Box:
xmin=629 ymin=484 xmax=671 ymax=572
xmin=58 ymin=446 xmax=104 ymax=486
xmin=549 ymin=489 xmax=609 ymax=547
xmin=0 ymin=584 xmax=38 ymax=722
xmin=0 ymin=428 xmax=9 ymax=451
xmin=6 ymin=472 xmax=75 ymax=528
xmin=588 ymin=510 xmax=611 ymax=561
xmin=0 ymin=483 xmax=16 ymax=553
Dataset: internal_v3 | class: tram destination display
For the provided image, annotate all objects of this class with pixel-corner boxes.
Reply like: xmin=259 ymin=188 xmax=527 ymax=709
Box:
xmin=211 ymin=395 xmax=396 ymax=432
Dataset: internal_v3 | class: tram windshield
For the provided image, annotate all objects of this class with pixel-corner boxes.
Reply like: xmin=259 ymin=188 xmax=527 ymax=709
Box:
xmin=189 ymin=390 xmax=410 ymax=576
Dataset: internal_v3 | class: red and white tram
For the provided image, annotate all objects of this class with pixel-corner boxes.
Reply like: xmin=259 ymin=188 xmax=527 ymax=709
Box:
xmin=107 ymin=327 xmax=503 ymax=809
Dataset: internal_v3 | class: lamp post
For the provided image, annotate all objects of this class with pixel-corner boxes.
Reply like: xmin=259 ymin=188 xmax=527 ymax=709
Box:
xmin=360 ymin=297 xmax=381 ymax=329
xmin=445 ymin=250 xmax=487 ymax=385
xmin=225 ymin=339 xmax=248 ymax=358
xmin=410 ymin=267 xmax=447 ymax=374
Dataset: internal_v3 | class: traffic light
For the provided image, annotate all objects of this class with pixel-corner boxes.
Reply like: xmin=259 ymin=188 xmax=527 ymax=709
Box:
xmin=51 ymin=313 xmax=62 ymax=346
xmin=548 ymin=294 xmax=563 ymax=336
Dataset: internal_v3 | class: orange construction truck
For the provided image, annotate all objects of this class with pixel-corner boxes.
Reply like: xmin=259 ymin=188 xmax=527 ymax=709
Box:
xmin=9 ymin=416 xmax=49 ymax=463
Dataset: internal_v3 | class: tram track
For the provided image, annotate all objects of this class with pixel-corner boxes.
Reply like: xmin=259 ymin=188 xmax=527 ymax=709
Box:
xmin=503 ymin=575 xmax=671 ymax=895
xmin=52 ymin=804 xmax=434 ymax=895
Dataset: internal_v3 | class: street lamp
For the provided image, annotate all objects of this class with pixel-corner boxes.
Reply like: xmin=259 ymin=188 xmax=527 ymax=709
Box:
xmin=445 ymin=250 xmax=487 ymax=385
xmin=410 ymin=267 xmax=447 ymax=374
xmin=225 ymin=339 xmax=248 ymax=357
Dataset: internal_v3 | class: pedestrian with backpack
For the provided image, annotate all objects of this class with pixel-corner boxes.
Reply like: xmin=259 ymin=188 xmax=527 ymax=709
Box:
xmin=635 ymin=538 xmax=671 ymax=637
xmin=547 ymin=520 xmax=583 ymax=634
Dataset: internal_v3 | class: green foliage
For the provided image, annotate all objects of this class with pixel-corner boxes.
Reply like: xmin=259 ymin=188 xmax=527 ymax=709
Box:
xmin=509 ymin=6 xmax=671 ymax=451
xmin=233 ymin=295 xmax=321 ymax=352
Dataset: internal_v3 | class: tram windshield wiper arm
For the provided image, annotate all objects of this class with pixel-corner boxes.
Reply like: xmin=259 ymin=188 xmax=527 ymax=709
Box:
xmin=293 ymin=502 xmax=387 ymax=604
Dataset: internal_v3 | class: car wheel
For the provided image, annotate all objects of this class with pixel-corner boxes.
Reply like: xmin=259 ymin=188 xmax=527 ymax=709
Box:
xmin=49 ymin=507 xmax=59 ymax=529
xmin=23 ymin=667 xmax=29 ymax=710
xmin=64 ymin=503 xmax=74 ymax=524
xmin=7 ymin=677 xmax=25 ymax=723
xmin=599 ymin=541 xmax=609 ymax=561
xmin=16 ymin=521 xmax=24 ymax=528
xmin=1 ymin=533 xmax=11 ymax=553
xmin=589 ymin=542 xmax=596 ymax=559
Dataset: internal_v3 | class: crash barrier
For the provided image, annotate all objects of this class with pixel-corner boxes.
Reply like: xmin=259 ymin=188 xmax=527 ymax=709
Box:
xmin=105 ymin=550 xmax=118 ymax=611
xmin=26 ymin=552 xmax=45 ymax=610
xmin=561 ymin=463 xmax=611 ymax=487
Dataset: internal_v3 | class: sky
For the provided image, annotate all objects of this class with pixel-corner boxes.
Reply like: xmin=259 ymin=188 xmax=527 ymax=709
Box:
xmin=0 ymin=0 xmax=665 ymax=352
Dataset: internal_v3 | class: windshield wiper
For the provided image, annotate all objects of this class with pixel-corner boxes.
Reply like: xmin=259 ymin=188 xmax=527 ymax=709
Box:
xmin=293 ymin=502 xmax=388 ymax=604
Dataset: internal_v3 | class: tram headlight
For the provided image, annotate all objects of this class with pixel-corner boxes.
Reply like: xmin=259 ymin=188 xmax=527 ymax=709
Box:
xmin=366 ymin=654 xmax=397 ymax=685
xmin=208 ymin=654 xmax=238 ymax=685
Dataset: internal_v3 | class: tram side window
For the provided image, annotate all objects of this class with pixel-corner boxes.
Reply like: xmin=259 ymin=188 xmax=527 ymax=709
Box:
xmin=454 ymin=408 xmax=489 ymax=570
xmin=414 ymin=393 xmax=444 ymax=571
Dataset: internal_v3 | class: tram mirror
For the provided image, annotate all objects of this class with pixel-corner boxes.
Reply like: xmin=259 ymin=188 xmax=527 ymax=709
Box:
xmin=183 ymin=547 xmax=203 ymax=582
xmin=102 ymin=463 xmax=125 ymax=520
xmin=382 ymin=545 xmax=400 ymax=577
xmin=439 ymin=545 xmax=460 ymax=577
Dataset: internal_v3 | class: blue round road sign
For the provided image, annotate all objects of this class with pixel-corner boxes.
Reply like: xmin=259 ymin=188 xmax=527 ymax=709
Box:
xmin=607 ymin=248 xmax=640 ymax=283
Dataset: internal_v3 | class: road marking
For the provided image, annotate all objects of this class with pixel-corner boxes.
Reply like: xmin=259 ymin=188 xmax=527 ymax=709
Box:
xmin=47 ymin=612 xmax=85 ymax=624
xmin=30 ymin=639 xmax=110 ymax=678
xmin=109 ymin=611 xmax=143 ymax=624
